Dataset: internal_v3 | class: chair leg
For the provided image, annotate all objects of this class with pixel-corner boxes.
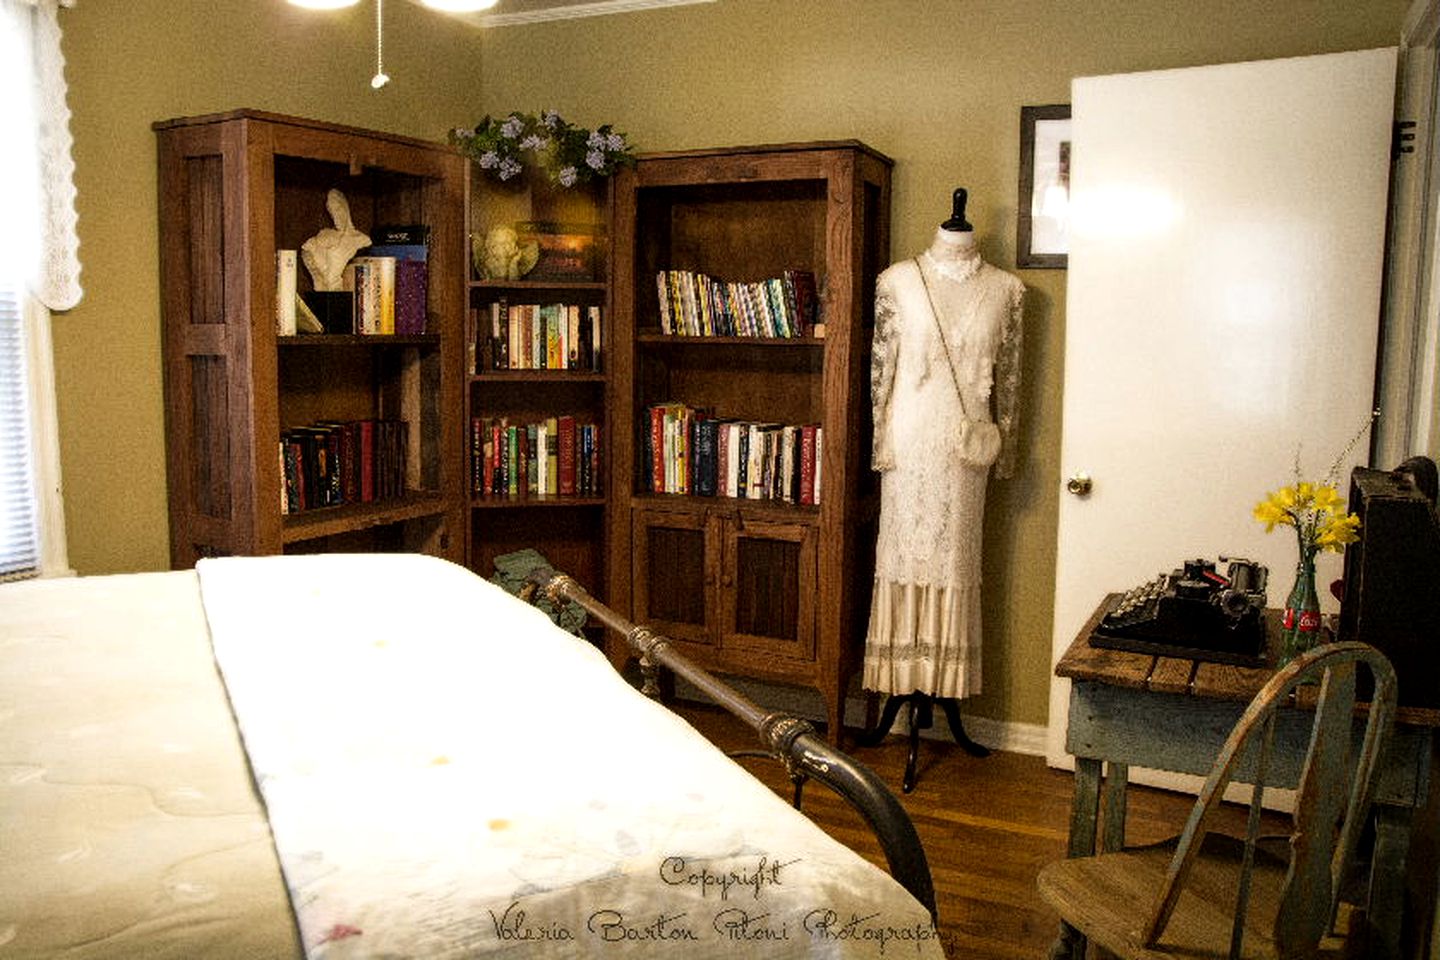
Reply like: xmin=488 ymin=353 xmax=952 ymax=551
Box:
xmin=1049 ymin=920 xmax=1086 ymax=960
xmin=1364 ymin=803 xmax=1410 ymax=960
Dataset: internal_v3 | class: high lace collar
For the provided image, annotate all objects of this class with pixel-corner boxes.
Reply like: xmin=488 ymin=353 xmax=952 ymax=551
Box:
xmin=920 ymin=243 xmax=982 ymax=283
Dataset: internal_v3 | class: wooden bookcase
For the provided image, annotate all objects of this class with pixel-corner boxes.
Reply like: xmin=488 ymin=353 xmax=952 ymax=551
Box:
xmin=607 ymin=142 xmax=893 ymax=743
xmin=463 ymin=171 xmax=613 ymax=598
xmin=154 ymin=110 xmax=465 ymax=568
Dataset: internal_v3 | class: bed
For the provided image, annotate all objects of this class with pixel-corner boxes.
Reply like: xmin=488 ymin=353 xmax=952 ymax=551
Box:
xmin=1 ymin=553 xmax=943 ymax=959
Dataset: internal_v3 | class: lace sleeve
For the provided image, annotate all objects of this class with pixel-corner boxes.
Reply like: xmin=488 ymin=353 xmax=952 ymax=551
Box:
xmin=993 ymin=279 xmax=1025 ymax=480
xmin=870 ymin=278 xmax=901 ymax=471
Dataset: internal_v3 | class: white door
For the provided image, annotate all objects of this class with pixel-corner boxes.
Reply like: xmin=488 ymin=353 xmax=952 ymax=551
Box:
xmin=1046 ymin=48 xmax=1398 ymax=774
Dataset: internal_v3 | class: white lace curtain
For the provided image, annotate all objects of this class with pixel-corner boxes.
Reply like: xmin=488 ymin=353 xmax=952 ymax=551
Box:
xmin=0 ymin=0 xmax=75 ymax=580
xmin=2 ymin=0 xmax=81 ymax=310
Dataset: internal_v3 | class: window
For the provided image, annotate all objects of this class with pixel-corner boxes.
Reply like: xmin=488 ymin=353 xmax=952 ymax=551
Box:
xmin=0 ymin=0 xmax=77 ymax=581
xmin=0 ymin=285 xmax=42 ymax=580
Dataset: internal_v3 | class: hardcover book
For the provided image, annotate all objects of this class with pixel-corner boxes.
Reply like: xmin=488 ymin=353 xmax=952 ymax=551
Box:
xmin=558 ymin=415 xmax=578 ymax=495
xmin=545 ymin=417 xmax=559 ymax=496
xmin=370 ymin=223 xmax=430 ymax=246
xmin=275 ymin=249 xmax=297 ymax=336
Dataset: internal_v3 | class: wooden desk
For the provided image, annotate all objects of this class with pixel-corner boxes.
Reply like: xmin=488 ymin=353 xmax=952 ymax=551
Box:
xmin=1051 ymin=596 xmax=1438 ymax=960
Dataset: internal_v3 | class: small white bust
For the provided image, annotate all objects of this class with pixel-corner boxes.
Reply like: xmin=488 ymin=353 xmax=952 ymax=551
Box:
xmin=475 ymin=225 xmax=539 ymax=281
xmin=301 ymin=190 xmax=371 ymax=292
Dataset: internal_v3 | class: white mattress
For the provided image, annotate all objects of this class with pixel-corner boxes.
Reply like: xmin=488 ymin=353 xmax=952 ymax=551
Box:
xmin=1 ymin=555 xmax=942 ymax=959
xmin=0 ymin=570 xmax=302 ymax=958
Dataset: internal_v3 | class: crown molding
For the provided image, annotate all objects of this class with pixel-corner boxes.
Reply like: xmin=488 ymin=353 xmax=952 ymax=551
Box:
xmin=475 ymin=0 xmax=714 ymax=27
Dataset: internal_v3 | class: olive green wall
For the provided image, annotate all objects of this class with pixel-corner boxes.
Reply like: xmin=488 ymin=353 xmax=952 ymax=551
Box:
xmin=55 ymin=0 xmax=484 ymax=573
xmin=56 ymin=0 xmax=1403 ymax=729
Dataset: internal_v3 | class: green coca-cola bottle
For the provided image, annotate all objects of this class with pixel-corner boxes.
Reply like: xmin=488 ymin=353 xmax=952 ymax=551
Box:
xmin=1277 ymin=554 xmax=1321 ymax=667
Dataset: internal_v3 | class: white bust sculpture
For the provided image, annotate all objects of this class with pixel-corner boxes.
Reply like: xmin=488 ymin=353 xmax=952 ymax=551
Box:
xmin=301 ymin=190 xmax=371 ymax=292
xmin=474 ymin=224 xmax=539 ymax=281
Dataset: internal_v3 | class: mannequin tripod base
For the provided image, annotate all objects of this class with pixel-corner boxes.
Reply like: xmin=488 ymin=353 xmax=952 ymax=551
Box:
xmin=856 ymin=692 xmax=990 ymax=793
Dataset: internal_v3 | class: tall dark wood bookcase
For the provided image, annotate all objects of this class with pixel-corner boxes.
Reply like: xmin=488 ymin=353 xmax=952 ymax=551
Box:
xmin=463 ymin=171 xmax=613 ymax=597
xmin=607 ymin=142 xmax=893 ymax=743
xmin=154 ymin=110 xmax=465 ymax=568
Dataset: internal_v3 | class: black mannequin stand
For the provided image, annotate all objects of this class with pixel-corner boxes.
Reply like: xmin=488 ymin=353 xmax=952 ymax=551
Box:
xmin=856 ymin=692 xmax=990 ymax=793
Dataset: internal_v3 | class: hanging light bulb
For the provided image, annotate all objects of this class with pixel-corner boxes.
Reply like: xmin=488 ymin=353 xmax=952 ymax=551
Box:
xmin=292 ymin=0 xmax=493 ymax=89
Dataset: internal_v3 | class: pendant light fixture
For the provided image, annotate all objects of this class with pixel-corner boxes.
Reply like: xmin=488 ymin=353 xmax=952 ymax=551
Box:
xmin=286 ymin=0 xmax=498 ymax=87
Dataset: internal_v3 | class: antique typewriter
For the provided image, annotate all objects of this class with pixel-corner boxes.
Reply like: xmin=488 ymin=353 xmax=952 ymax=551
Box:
xmin=1090 ymin=557 xmax=1269 ymax=665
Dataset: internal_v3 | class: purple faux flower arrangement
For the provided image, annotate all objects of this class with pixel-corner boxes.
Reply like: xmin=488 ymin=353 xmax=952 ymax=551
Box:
xmin=450 ymin=110 xmax=636 ymax=188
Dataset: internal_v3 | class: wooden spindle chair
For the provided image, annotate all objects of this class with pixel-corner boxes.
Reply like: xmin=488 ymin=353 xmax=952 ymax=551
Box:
xmin=1037 ymin=641 xmax=1398 ymax=959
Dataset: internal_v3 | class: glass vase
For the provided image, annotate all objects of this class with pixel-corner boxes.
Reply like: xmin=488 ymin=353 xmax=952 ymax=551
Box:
xmin=1277 ymin=554 xmax=1322 ymax=667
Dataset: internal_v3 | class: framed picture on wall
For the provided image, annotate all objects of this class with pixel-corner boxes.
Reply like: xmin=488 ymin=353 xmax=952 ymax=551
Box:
xmin=1017 ymin=104 xmax=1072 ymax=269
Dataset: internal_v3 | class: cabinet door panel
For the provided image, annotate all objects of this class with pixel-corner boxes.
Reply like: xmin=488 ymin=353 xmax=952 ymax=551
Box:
xmin=632 ymin=507 xmax=716 ymax=645
xmin=720 ymin=518 xmax=815 ymax=661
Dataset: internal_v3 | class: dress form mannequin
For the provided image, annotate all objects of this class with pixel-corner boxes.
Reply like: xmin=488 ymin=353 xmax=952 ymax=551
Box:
xmin=856 ymin=187 xmax=1025 ymax=792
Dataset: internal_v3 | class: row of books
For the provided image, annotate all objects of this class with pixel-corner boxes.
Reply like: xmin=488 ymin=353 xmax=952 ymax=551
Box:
xmin=279 ymin=419 xmax=409 ymax=514
xmin=471 ymin=415 xmax=602 ymax=498
xmin=275 ymin=224 xmax=429 ymax=336
xmin=654 ymin=268 xmax=819 ymax=339
xmin=644 ymin=402 xmax=823 ymax=505
xmin=478 ymin=300 xmax=602 ymax=372
xmin=343 ymin=250 xmax=428 ymax=335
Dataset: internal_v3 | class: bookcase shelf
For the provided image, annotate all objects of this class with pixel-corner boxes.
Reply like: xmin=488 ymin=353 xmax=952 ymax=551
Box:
xmin=154 ymin=109 xmax=465 ymax=567
xmin=608 ymin=141 xmax=893 ymax=745
xmin=628 ymin=491 xmax=820 ymax=514
xmin=281 ymin=491 xmax=451 ymax=543
xmin=471 ymin=494 xmax=608 ymax=509
xmin=472 ymin=279 xmax=608 ymax=293
xmin=470 ymin=370 xmax=607 ymax=384
xmin=463 ymin=169 xmax=613 ymax=596
xmin=635 ymin=333 xmax=825 ymax=348
xmin=279 ymin=333 xmax=440 ymax=347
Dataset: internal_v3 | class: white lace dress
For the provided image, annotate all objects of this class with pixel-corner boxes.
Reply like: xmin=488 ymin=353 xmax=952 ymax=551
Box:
xmin=862 ymin=251 xmax=1024 ymax=698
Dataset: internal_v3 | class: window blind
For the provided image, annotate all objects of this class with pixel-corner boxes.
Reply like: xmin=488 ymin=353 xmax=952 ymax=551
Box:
xmin=0 ymin=280 xmax=39 ymax=580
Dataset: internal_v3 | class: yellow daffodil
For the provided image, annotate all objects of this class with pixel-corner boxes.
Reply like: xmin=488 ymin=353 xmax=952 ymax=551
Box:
xmin=1312 ymin=485 xmax=1344 ymax=513
xmin=1252 ymin=498 xmax=1290 ymax=532
xmin=1315 ymin=513 xmax=1361 ymax=550
xmin=1254 ymin=480 xmax=1360 ymax=557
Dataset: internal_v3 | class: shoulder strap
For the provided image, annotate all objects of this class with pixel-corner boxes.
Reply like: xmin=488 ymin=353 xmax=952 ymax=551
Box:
xmin=913 ymin=257 xmax=973 ymax=421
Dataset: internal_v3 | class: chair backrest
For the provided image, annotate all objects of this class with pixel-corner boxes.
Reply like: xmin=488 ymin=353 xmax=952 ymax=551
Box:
xmin=1142 ymin=641 xmax=1398 ymax=958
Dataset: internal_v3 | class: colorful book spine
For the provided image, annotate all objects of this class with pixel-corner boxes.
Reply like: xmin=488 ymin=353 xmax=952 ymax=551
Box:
xmin=799 ymin=424 xmax=818 ymax=505
xmin=545 ymin=416 xmax=559 ymax=496
xmin=557 ymin=415 xmax=577 ymax=495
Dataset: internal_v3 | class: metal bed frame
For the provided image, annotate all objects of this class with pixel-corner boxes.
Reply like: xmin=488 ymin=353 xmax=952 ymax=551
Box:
xmin=529 ymin=567 xmax=938 ymax=923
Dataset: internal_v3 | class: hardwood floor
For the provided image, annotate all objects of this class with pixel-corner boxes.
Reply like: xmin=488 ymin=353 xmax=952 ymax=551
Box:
xmin=670 ymin=699 xmax=1264 ymax=960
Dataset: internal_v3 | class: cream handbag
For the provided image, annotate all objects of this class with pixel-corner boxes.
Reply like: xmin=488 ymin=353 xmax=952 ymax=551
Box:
xmin=915 ymin=258 xmax=1002 ymax=468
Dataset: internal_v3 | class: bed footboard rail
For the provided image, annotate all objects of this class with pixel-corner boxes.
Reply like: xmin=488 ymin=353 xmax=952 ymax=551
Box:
xmin=531 ymin=568 xmax=938 ymax=923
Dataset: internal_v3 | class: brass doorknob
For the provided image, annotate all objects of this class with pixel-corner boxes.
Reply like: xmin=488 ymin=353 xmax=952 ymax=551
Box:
xmin=1066 ymin=473 xmax=1093 ymax=497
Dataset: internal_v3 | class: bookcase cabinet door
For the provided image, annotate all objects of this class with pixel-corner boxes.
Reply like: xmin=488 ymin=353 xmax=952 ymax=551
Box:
xmin=718 ymin=516 xmax=816 ymax=663
xmin=631 ymin=506 xmax=718 ymax=647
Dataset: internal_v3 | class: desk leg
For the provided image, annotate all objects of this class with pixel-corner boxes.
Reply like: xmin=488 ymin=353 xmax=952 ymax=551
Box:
xmin=1050 ymin=757 xmax=1105 ymax=960
xmin=1101 ymin=762 xmax=1129 ymax=853
xmin=1069 ymin=757 xmax=1103 ymax=856
xmin=1364 ymin=802 xmax=1411 ymax=960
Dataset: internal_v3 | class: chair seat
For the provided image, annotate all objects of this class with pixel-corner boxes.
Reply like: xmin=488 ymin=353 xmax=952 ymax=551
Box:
xmin=1037 ymin=834 xmax=1347 ymax=960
